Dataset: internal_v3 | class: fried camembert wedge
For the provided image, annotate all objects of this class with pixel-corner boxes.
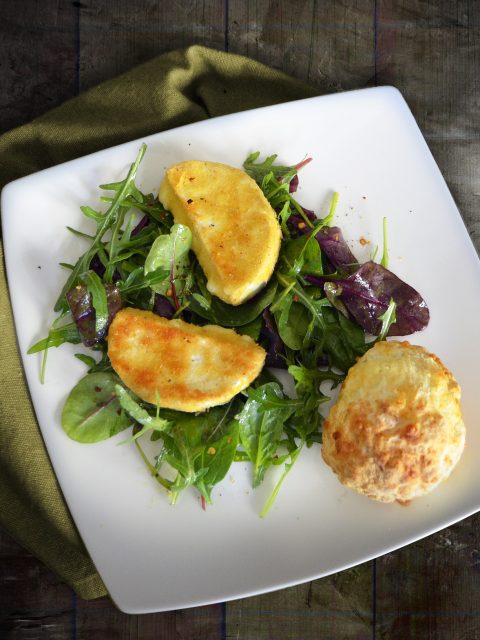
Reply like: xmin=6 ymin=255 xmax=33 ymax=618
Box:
xmin=108 ymin=308 xmax=266 ymax=412
xmin=159 ymin=160 xmax=282 ymax=306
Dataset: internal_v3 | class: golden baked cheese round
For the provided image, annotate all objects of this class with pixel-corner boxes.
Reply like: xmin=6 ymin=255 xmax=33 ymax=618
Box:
xmin=322 ymin=340 xmax=466 ymax=503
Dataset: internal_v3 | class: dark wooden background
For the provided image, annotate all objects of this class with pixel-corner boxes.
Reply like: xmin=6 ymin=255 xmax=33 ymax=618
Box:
xmin=1 ymin=1 xmax=479 ymax=638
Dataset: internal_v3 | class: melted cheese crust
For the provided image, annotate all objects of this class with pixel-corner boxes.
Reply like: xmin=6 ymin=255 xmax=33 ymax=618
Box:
xmin=322 ymin=341 xmax=466 ymax=503
xmin=108 ymin=308 xmax=266 ymax=412
xmin=159 ymin=160 xmax=281 ymax=306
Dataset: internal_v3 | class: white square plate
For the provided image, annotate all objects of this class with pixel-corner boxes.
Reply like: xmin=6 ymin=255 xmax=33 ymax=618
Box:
xmin=3 ymin=87 xmax=480 ymax=614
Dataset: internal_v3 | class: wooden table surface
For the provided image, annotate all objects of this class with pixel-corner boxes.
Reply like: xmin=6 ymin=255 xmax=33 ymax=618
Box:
xmin=1 ymin=1 xmax=479 ymax=638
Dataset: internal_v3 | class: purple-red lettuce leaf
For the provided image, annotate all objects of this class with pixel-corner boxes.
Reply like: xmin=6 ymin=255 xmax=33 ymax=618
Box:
xmin=287 ymin=207 xmax=316 ymax=237
xmin=306 ymin=261 xmax=429 ymax=336
xmin=66 ymin=283 xmax=123 ymax=346
xmin=289 ymin=174 xmax=299 ymax=193
xmin=261 ymin=309 xmax=287 ymax=369
xmin=89 ymin=253 xmax=106 ymax=278
xmin=153 ymin=294 xmax=175 ymax=319
xmin=131 ymin=214 xmax=150 ymax=237
xmin=315 ymin=226 xmax=359 ymax=273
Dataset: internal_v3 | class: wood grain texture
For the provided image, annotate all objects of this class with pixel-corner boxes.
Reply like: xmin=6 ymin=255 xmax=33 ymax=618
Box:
xmin=376 ymin=514 xmax=480 ymax=640
xmin=229 ymin=0 xmax=375 ymax=89
xmin=77 ymin=0 xmax=226 ymax=91
xmin=0 ymin=0 xmax=78 ymax=133
xmin=226 ymin=565 xmax=373 ymax=640
xmin=1 ymin=0 xmax=479 ymax=638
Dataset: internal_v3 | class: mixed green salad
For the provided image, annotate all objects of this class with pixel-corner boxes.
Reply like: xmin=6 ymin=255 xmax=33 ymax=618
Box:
xmin=29 ymin=144 xmax=429 ymax=515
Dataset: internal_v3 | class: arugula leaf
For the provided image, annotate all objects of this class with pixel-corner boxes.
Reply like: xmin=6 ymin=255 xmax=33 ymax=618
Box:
xmin=114 ymin=385 xmax=171 ymax=443
xmin=243 ymin=152 xmax=299 ymax=185
xmin=381 ymin=217 xmax=389 ymax=268
xmin=74 ymin=353 xmax=98 ymax=369
xmin=28 ymin=322 xmax=80 ymax=354
xmin=377 ymin=298 xmax=397 ymax=341
xmin=260 ymin=444 xmax=303 ymax=518
xmin=54 ymin=144 xmax=147 ymax=311
xmin=244 ymin=153 xmax=314 ymax=231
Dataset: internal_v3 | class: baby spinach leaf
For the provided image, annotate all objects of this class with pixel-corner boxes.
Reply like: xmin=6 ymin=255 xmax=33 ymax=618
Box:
xmin=238 ymin=383 xmax=296 ymax=488
xmin=236 ymin=316 xmax=263 ymax=340
xmin=144 ymin=223 xmax=192 ymax=298
xmin=61 ymin=372 xmax=132 ymax=443
xmin=189 ymin=275 xmax=278 ymax=327
xmin=195 ymin=420 xmax=240 ymax=503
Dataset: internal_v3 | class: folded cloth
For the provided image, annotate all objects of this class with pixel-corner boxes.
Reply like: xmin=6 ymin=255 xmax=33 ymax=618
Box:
xmin=0 ymin=45 xmax=322 ymax=599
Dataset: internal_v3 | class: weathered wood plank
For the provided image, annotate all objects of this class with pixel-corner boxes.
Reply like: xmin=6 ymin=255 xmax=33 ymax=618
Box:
xmin=376 ymin=514 xmax=480 ymax=640
xmin=226 ymin=566 xmax=373 ymax=640
xmin=0 ymin=0 xmax=78 ymax=133
xmin=229 ymin=0 xmax=375 ymax=89
xmin=76 ymin=596 xmax=224 ymax=639
xmin=0 ymin=529 xmax=74 ymax=639
xmin=77 ymin=0 xmax=226 ymax=91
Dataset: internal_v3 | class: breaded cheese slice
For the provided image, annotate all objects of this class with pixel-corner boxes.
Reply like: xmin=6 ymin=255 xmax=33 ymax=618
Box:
xmin=158 ymin=160 xmax=282 ymax=306
xmin=108 ymin=308 xmax=266 ymax=412
xmin=322 ymin=341 xmax=466 ymax=503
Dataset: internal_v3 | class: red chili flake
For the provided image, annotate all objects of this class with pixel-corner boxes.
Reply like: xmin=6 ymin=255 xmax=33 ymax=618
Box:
xmin=293 ymin=295 xmax=299 ymax=302
xmin=187 ymin=198 xmax=193 ymax=204
xmin=94 ymin=386 xmax=102 ymax=392
xmin=359 ymin=237 xmax=370 ymax=246
xmin=188 ymin=176 xmax=195 ymax=181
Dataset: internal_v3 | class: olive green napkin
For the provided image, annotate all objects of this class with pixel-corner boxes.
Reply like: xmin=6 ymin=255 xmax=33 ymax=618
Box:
xmin=0 ymin=45 xmax=321 ymax=599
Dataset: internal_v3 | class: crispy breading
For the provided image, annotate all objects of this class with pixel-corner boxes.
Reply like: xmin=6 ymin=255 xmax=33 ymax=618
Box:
xmin=322 ymin=341 xmax=466 ymax=503
xmin=107 ymin=308 xmax=266 ymax=412
xmin=158 ymin=160 xmax=281 ymax=306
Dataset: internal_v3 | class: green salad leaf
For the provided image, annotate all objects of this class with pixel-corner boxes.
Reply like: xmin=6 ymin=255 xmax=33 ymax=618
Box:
xmin=238 ymin=383 xmax=296 ymax=488
xmin=61 ymin=372 xmax=133 ymax=442
xmin=144 ymin=223 xmax=192 ymax=300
